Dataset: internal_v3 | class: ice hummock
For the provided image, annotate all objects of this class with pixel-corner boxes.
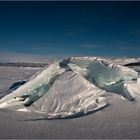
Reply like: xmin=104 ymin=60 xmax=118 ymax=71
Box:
xmin=0 ymin=57 xmax=139 ymax=119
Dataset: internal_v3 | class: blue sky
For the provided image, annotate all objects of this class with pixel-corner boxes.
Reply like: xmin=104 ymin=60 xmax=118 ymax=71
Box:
xmin=0 ymin=1 xmax=140 ymax=59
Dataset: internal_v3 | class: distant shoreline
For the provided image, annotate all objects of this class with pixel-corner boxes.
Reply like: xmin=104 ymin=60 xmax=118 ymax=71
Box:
xmin=0 ymin=61 xmax=140 ymax=68
xmin=0 ymin=62 xmax=49 ymax=67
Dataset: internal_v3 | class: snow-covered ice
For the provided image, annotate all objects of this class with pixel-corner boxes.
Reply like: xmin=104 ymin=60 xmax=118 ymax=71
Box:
xmin=0 ymin=57 xmax=140 ymax=119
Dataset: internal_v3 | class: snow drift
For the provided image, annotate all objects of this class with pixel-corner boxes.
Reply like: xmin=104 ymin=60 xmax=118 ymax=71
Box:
xmin=0 ymin=57 xmax=139 ymax=119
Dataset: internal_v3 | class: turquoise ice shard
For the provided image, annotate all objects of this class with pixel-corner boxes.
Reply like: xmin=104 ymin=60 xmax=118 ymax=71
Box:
xmin=0 ymin=62 xmax=66 ymax=108
xmin=69 ymin=57 xmax=138 ymax=100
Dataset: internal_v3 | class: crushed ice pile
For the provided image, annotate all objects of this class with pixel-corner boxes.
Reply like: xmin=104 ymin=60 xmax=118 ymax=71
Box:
xmin=0 ymin=57 xmax=139 ymax=119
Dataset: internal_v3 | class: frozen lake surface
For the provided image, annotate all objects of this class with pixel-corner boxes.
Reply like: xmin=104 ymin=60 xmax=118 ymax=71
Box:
xmin=0 ymin=64 xmax=140 ymax=139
